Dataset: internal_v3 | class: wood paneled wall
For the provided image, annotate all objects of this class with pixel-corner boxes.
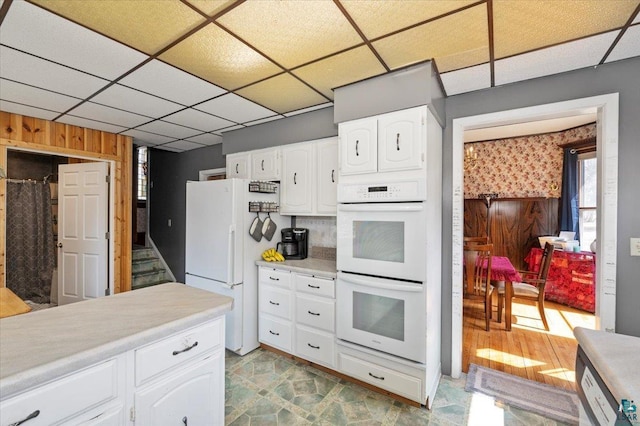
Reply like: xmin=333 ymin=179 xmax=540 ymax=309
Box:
xmin=464 ymin=198 xmax=559 ymax=271
xmin=0 ymin=111 xmax=132 ymax=293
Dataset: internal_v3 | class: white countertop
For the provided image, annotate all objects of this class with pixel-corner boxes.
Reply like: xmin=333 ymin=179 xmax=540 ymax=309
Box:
xmin=256 ymin=257 xmax=337 ymax=278
xmin=0 ymin=283 xmax=232 ymax=399
xmin=574 ymin=327 xmax=640 ymax=403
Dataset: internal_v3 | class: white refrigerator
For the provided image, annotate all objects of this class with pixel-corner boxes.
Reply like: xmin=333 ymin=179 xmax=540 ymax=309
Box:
xmin=185 ymin=179 xmax=281 ymax=355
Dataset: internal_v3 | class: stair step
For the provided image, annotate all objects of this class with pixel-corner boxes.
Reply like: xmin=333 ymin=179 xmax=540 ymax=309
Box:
xmin=132 ymin=268 xmax=169 ymax=288
xmin=132 ymin=258 xmax=162 ymax=274
xmin=132 ymin=248 xmax=157 ymax=261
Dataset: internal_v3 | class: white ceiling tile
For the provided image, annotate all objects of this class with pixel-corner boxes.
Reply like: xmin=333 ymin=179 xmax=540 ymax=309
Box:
xmin=0 ymin=79 xmax=80 ymax=112
xmin=495 ymin=31 xmax=619 ymax=86
xmin=0 ymin=100 xmax=59 ymax=120
xmin=0 ymin=1 xmax=146 ymax=80
xmin=136 ymin=120 xmax=201 ymax=139
xmin=605 ymin=25 xmax=640 ymax=63
xmin=119 ymin=60 xmax=227 ymax=106
xmin=121 ymin=129 xmax=175 ymax=145
xmin=162 ymin=140 xmax=204 ymax=151
xmin=243 ymin=115 xmax=284 ymax=126
xmin=0 ymin=47 xmax=109 ymax=98
xmin=184 ymin=133 xmax=223 ymax=146
xmin=92 ymin=84 xmax=183 ymax=118
xmin=163 ymin=108 xmax=234 ymax=132
xmin=634 ymin=14 xmax=640 ymax=25
xmin=56 ymin=115 xmax=127 ymax=134
xmin=440 ymin=64 xmax=491 ymax=96
xmin=283 ymin=103 xmax=333 ymax=117
xmin=67 ymin=102 xmax=152 ymax=128
xmin=194 ymin=93 xmax=274 ymax=123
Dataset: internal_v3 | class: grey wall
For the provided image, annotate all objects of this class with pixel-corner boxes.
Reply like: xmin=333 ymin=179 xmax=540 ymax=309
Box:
xmin=148 ymin=143 xmax=225 ymax=282
xmin=441 ymin=56 xmax=640 ymax=374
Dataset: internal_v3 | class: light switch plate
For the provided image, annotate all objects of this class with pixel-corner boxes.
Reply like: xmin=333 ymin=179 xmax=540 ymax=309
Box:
xmin=631 ymin=238 xmax=640 ymax=256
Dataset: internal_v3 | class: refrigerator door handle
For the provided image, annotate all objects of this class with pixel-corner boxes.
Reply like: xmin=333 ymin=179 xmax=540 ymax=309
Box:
xmin=228 ymin=225 xmax=235 ymax=284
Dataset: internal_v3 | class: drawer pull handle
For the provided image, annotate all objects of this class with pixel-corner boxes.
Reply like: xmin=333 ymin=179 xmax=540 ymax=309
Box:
xmin=182 ymin=416 xmax=188 ymax=426
xmin=261 ymin=159 xmax=265 ymax=171
xmin=269 ymin=330 xmax=280 ymax=336
xmin=396 ymin=133 xmax=400 ymax=151
xmin=368 ymin=372 xmax=385 ymax=381
xmin=269 ymin=300 xmax=280 ymax=306
xmin=9 ymin=410 xmax=40 ymax=426
xmin=307 ymin=284 xmax=320 ymax=289
xmin=307 ymin=343 xmax=320 ymax=349
xmin=331 ymin=169 xmax=335 ymax=183
xmin=269 ymin=276 xmax=280 ymax=281
xmin=355 ymin=140 xmax=359 ymax=156
xmin=307 ymin=310 xmax=320 ymax=316
xmin=172 ymin=341 xmax=198 ymax=356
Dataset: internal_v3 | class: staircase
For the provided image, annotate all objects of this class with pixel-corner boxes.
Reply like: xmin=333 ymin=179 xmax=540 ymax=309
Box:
xmin=132 ymin=247 xmax=171 ymax=290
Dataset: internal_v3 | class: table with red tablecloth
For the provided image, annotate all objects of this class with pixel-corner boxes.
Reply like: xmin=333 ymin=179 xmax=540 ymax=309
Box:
xmin=524 ymin=247 xmax=596 ymax=313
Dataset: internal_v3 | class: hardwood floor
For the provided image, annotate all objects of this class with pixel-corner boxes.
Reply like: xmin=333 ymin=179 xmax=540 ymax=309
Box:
xmin=462 ymin=295 xmax=595 ymax=392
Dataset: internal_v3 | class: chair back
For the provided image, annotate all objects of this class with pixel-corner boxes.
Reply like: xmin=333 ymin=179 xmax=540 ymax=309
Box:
xmin=537 ymin=242 xmax=555 ymax=281
xmin=464 ymin=236 xmax=490 ymax=245
xmin=463 ymin=243 xmax=493 ymax=295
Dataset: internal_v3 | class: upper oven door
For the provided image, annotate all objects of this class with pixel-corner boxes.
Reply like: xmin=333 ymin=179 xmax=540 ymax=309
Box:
xmin=337 ymin=202 xmax=427 ymax=282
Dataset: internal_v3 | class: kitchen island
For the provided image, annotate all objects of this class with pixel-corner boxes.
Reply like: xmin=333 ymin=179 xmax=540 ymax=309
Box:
xmin=0 ymin=282 xmax=232 ymax=425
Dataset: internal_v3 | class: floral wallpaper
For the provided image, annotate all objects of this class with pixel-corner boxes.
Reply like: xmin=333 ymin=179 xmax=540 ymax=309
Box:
xmin=464 ymin=123 xmax=596 ymax=199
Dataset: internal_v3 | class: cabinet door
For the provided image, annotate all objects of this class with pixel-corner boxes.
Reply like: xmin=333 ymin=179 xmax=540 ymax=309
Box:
xmin=339 ymin=118 xmax=377 ymax=175
xmin=226 ymin=152 xmax=250 ymax=179
xmin=315 ymin=137 xmax=338 ymax=215
xmin=280 ymin=143 xmax=313 ymax=215
xmin=378 ymin=108 xmax=423 ymax=172
xmin=251 ymin=148 xmax=280 ymax=181
xmin=134 ymin=350 xmax=223 ymax=426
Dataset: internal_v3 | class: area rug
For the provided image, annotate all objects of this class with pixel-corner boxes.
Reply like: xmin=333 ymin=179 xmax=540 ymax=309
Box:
xmin=465 ymin=364 xmax=579 ymax=425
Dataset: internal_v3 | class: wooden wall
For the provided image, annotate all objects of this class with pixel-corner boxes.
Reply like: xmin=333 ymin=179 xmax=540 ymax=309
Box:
xmin=464 ymin=198 xmax=559 ymax=271
xmin=0 ymin=111 xmax=132 ymax=293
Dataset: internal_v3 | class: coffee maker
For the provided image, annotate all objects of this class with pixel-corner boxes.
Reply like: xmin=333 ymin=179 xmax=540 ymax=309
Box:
xmin=277 ymin=228 xmax=308 ymax=260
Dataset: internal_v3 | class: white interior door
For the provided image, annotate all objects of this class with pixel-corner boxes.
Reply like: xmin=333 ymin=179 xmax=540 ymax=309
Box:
xmin=58 ymin=162 xmax=109 ymax=305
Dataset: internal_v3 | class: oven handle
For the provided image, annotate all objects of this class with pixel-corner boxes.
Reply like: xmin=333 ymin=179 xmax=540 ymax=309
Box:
xmin=338 ymin=204 xmax=424 ymax=213
xmin=340 ymin=274 xmax=423 ymax=292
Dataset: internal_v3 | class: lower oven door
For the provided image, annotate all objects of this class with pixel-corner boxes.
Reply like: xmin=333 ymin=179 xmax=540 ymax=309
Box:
xmin=336 ymin=271 xmax=426 ymax=363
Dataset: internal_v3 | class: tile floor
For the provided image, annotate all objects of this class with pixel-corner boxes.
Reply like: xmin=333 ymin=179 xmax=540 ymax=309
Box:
xmin=225 ymin=348 xmax=570 ymax=425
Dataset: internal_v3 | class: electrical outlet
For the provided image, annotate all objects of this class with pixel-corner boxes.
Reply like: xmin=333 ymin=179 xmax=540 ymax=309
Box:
xmin=631 ymin=238 xmax=640 ymax=256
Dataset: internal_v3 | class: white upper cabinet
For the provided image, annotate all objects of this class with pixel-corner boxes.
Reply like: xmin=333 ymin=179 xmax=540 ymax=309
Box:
xmin=280 ymin=143 xmax=313 ymax=215
xmin=251 ymin=147 xmax=280 ymax=181
xmin=226 ymin=152 xmax=250 ymax=179
xmin=315 ymin=137 xmax=338 ymax=215
xmin=339 ymin=107 xmax=424 ymax=176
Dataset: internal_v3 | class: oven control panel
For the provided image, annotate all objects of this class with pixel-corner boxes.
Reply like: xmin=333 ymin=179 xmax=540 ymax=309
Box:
xmin=338 ymin=180 xmax=426 ymax=202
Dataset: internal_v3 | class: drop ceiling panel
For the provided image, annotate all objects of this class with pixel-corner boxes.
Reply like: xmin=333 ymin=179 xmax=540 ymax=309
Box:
xmin=184 ymin=133 xmax=223 ymax=146
xmin=194 ymin=93 xmax=275 ymax=123
xmin=0 ymin=100 xmax=59 ymax=121
xmin=0 ymin=1 xmax=146 ymax=79
xmin=605 ymin=24 xmax=640 ymax=63
xmin=162 ymin=108 xmax=234 ymax=132
xmin=342 ymin=0 xmax=478 ymax=39
xmin=292 ymin=46 xmax=386 ymax=98
xmin=236 ymin=74 xmax=328 ymax=114
xmin=0 ymin=47 xmax=109 ymax=99
xmin=136 ymin=120 xmax=201 ymax=139
xmin=57 ymin=115 xmax=127 ymax=134
xmin=159 ymin=24 xmax=283 ymax=90
xmin=495 ymin=32 xmax=618 ymax=86
xmin=373 ymin=4 xmax=489 ymax=72
xmin=30 ymin=0 xmax=207 ymax=55
xmin=92 ymin=84 xmax=183 ymax=118
xmin=67 ymin=102 xmax=152 ymax=128
xmin=122 ymin=129 xmax=174 ymax=146
xmin=493 ymin=0 xmax=639 ymax=59
xmin=0 ymin=79 xmax=80 ymax=113
xmin=162 ymin=140 xmax=203 ymax=151
xmin=635 ymin=14 xmax=640 ymax=24
xmin=187 ymin=0 xmax=237 ymax=17
xmin=283 ymin=103 xmax=334 ymax=117
xmin=119 ymin=60 xmax=227 ymax=106
xmin=217 ymin=1 xmax=362 ymax=69
xmin=440 ymin=64 xmax=491 ymax=96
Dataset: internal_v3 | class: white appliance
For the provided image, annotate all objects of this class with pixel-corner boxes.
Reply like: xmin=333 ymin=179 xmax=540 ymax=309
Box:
xmin=185 ymin=178 xmax=281 ymax=356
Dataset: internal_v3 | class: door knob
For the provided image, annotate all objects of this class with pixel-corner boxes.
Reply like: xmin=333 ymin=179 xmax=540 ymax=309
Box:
xmin=57 ymin=242 xmax=63 ymax=248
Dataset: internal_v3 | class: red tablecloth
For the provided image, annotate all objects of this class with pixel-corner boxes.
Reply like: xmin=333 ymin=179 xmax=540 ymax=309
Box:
xmin=525 ymin=247 xmax=596 ymax=313
xmin=489 ymin=256 xmax=522 ymax=282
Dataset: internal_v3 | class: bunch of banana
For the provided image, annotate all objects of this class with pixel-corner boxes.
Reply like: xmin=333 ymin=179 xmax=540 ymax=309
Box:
xmin=261 ymin=248 xmax=284 ymax=262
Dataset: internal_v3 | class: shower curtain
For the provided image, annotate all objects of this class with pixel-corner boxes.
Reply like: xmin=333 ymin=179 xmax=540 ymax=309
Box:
xmin=6 ymin=181 xmax=55 ymax=303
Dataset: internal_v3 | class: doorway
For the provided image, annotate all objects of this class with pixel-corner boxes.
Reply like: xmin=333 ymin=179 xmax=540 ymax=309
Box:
xmin=451 ymin=93 xmax=619 ymax=379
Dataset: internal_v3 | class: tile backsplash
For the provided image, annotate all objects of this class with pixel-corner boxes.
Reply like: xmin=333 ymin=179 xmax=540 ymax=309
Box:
xmin=295 ymin=216 xmax=336 ymax=260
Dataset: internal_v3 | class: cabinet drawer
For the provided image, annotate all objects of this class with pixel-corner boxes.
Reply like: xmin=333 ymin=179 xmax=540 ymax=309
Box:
xmin=0 ymin=358 xmax=121 ymax=426
xmin=135 ymin=318 xmax=222 ymax=386
xmin=259 ymin=267 xmax=291 ymax=289
xmin=295 ymin=326 xmax=335 ymax=367
xmin=296 ymin=294 xmax=335 ymax=332
xmin=338 ymin=353 xmax=422 ymax=402
xmin=296 ymin=274 xmax=335 ymax=298
xmin=259 ymin=316 xmax=292 ymax=352
xmin=259 ymin=285 xmax=292 ymax=320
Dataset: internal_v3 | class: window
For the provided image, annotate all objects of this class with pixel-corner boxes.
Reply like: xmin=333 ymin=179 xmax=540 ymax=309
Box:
xmin=578 ymin=152 xmax=596 ymax=251
xmin=137 ymin=146 xmax=147 ymax=201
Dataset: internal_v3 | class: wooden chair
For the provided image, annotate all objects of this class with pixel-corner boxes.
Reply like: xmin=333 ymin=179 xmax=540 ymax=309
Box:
xmin=464 ymin=236 xmax=490 ymax=245
xmin=496 ymin=242 xmax=555 ymax=331
xmin=463 ymin=243 xmax=495 ymax=331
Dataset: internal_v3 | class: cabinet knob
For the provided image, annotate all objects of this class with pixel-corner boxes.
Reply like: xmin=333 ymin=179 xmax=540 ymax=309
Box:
xmin=57 ymin=242 xmax=63 ymax=248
